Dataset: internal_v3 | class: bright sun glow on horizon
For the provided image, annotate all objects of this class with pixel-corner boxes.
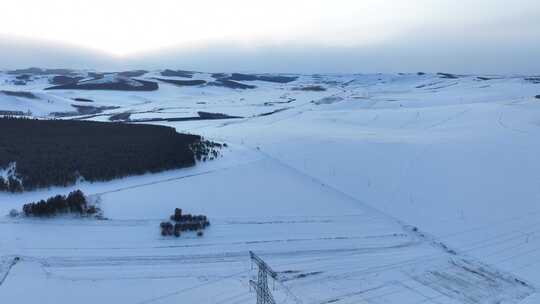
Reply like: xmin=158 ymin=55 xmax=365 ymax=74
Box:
xmin=0 ymin=0 xmax=539 ymax=58
xmin=0 ymin=0 xmax=473 ymax=56
xmin=0 ymin=0 xmax=410 ymax=56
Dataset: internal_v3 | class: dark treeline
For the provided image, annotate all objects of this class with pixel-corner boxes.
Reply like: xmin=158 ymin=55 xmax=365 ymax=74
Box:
xmin=160 ymin=69 xmax=194 ymax=78
xmin=129 ymin=112 xmax=241 ymax=123
xmin=153 ymin=78 xmax=207 ymax=86
xmin=22 ymin=189 xmax=96 ymax=217
xmin=210 ymin=73 xmax=298 ymax=84
xmin=525 ymin=77 xmax=540 ymax=84
xmin=0 ymin=118 xmax=217 ymax=192
xmin=50 ymin=75 xmax=84 ymax=85
xmin=226 ymin=73 xmax=298 ymax=84
xmin=1 ymin=90 xmax=37 ymax=99
xmin=117 ymin=70 xmax=148 ymax=77
xmin=45 ymin=78 xmax=159 ymax=91
xmin=437 ymin=73 xmax=460 ymax=79
xmin=208 ymin=79 xmax=256 ymax=89
xmin=292 ymin=85 xmax=326 ymax=92
xmin=8 ymin=68 xmax=76 ymax=76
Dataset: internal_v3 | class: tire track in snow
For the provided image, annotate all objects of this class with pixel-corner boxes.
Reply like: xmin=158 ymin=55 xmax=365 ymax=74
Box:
xmin=0 ymin=256 xmax=20 ymax=287
xmin=30 ymin=242 xmax=418 ymax=269
xmin=249 ymin=146 xmax=537 ymax=302
xmin=88 ymin=159 xmax=260 ymax=197
xmin=90 ymin=169 xmax=220 ymax=197
xmin=399 ymin=111 xmax=420 ymax=129
xmin=16 ymin=233 xmax=408 ymax=252
xmin=497 ymin=111 xmax=530 ymax=135
xmin=425 ymin=107 xmax=471 ymax=129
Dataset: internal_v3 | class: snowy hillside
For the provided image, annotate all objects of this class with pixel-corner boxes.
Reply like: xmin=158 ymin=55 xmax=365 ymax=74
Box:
xmin=1 ymin=69 xmax=540 ymax=303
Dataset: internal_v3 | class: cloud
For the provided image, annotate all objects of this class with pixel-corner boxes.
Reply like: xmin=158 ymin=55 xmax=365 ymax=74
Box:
xmin=0 ymin=0 xmax=539 ymax=74
xmin=0 ymin=35 xmax=117 ymax=70
xmin=1 ymin=35 xmax=539 ymax=74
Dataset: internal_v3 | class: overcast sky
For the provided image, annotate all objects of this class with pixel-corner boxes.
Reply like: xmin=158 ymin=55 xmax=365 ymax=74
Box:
xmin=0 ymin=0 xmax=539 ymax=73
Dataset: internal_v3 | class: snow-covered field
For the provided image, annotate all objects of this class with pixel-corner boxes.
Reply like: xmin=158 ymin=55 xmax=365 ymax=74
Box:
xmin=1 ymin=70 xmax=540 ymax=303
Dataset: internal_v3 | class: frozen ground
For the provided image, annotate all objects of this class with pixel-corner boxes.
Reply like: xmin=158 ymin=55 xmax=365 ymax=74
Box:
xmin=1 ymin=71 xmax=540 ymax=303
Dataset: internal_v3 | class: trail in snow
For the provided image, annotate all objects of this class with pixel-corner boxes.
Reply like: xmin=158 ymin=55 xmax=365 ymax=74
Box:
xmin=0 ymin=257 xmax=19 ymax=287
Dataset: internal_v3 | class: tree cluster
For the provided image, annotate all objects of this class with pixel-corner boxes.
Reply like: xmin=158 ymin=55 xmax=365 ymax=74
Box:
xmin=117 ymin=70 xmax=148 ymax=77
xmin=0 ymin=117 xmax=219 ymax=192
xmin=191 ymin=140 xmax=225 ymax=162
xmin=50 ymin=75 xmax=84 ymax=85
xmin=160 ymin=208 xmax=210 ymax=237
xmin=8 ymin=68 xmax=76 ymax=76
xmin=226 ymin=73 xmax=297 ymax=84
xmin=153 ymin=78 xmax=206 ymax=86
xmin=525 ymin=77 xmax=540 ymax=84
xmin=437 ymin=73 xmax=460 ymax=79
xmin=208 ymin=79 xmax=256 ymax=89
xmin=22 ymin=190 xmax=97 ymax=217
xmin=160 ymin=69 xmax=194 ymax=78
xmin=45 ymin=78 xmax=158 ymax=91
xmin=292 ymin=85 xmax=326 ymax=92
xmin=0 ymin=90 xmax=37 ymax=99
xmin=0 ymin=176 xmax=23 ymax=193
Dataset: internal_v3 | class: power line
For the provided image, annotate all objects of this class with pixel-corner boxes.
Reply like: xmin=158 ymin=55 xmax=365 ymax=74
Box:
xmin=134 ymin=269 xmax=249 ymax=304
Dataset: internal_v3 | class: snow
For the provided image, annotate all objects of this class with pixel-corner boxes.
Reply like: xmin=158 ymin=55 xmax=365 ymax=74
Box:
xmin=1 ymin=71 xmax=540 ymax=303
xmin=0 ymin=91 xmax=77 ymax=116
xmin=0 ymin=163 xmax=17 ymax=181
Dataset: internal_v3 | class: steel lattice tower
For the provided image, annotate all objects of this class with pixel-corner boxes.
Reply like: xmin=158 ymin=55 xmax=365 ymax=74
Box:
xmin=249 ymin=251 xmax=278 ymax=304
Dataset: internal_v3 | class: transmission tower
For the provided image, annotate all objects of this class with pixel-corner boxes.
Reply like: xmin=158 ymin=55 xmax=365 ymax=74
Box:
xmin=249 ymin=251 xmax=278 ymax=304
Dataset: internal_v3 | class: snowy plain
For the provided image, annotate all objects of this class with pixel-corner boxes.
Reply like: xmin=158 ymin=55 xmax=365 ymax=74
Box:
xmin=1 ymin=71 xmax=540 ymax=303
